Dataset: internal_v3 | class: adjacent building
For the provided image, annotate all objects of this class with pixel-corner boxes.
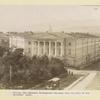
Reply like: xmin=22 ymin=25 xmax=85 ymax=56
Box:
xmin=9 ymin=32 xmax=100 ymax=68
xmin=0 ymin=32 xmax=9 ymax=48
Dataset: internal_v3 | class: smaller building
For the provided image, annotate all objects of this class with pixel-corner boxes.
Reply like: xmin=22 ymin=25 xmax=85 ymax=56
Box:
xmin=9 ymin=32 xmax=25 ymax=51
xmin=0 ymin=32 xmax=9 ymax=48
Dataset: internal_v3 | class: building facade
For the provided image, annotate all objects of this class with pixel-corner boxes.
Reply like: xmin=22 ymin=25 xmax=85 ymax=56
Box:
xmin=0 ymin=32 xmax=9 ymax=48
xmin=9 ymin=32 xmax=100 ymax=68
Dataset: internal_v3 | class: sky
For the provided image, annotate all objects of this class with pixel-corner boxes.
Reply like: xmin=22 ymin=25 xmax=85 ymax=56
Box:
xmin=0 ymin=5 xmax=100 ymax=34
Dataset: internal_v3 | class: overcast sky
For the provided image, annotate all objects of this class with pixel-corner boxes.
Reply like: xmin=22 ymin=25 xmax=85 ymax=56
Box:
xmin=0 ymin=5 xmax=100 ymax=34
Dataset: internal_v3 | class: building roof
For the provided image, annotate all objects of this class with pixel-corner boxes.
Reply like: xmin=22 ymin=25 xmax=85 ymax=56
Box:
xmin=8 ymin=31 xmax=99 ymax=40
xmin=67 ymin=32 xmax=99 ymax=38
xmin=0 ymin=32 xmax=9 ymax=39
xmin=48 ymin=32 xmax=73 ymax=39
xmin=9 ymin=31 xmax=65 ymax=40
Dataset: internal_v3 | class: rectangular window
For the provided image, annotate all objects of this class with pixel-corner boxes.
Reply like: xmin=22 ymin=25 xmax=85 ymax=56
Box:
xmin=28 ymin=48 xmax=31 ymax=54
xmin=68 ymin=49 xmax=71 ymax=55
xmin=28 ymin=41 xmax=31 ymax=45
xmin=69 ymin=42 xmax=71 ymax=46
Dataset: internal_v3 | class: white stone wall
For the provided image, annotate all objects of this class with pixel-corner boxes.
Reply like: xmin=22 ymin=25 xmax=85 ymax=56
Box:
xmin=66 ymin=38 xmax=100 ymax=67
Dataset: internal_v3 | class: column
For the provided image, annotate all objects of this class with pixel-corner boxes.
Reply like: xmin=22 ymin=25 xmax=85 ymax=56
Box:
xmin=32 ymin=41 xmax=34 ymax=56
xmin=55 ymin=41 xmax=57 ymax=57
xmin=9 ymin=37 xmax=12 ymax=48
xmin=43 ymin=41 xmax=46 ymax=55
xmin=49 ymin=41 xmax=51 ymax=57
xmin=38 ymin=41 xmax=40 ymax=56
xmin=61 ymin=42 xmax=63 ymax=57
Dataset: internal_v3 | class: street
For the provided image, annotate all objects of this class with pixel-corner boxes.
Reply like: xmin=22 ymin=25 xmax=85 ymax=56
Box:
xmin=64 ymin=60 xmax=100 ymax=90
xmin=86 ymin=71 xmax=100 ymax=90
xmin=84 ymin=61 xmax=100 ymax=90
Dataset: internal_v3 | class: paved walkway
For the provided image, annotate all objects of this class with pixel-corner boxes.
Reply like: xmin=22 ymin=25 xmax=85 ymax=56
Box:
xmin=86 ymin=71 xmax=100 ymax=90
xmin=64 ymin=61 xmax=100 ymax=90
xmin=64 ymin=68 xmax=97 ymax=90
xmin=69 ymin=71 xmax=96 ymax=90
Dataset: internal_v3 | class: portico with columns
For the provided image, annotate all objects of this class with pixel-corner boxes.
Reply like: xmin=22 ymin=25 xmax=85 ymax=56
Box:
xmin=31 ymin=39 xmax=64 ymax=58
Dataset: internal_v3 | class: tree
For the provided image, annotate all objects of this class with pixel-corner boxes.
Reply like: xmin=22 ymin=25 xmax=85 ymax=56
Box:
xmin=0 ymin=46 xmax=8 ymax=57
xmin=1 ymin=48 xmax=25 ymax=85
xmin=48 ymin=57 xmax=67 ymax=77
xmin=0 ymin=48 xmax=68 ymax=89
xmin=30 ymin=55 xmax=52 ymax=83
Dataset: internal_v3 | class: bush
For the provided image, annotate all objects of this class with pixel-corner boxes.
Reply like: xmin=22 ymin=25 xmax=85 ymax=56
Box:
xmin=0 ymin=46 xmax=8 ymax=57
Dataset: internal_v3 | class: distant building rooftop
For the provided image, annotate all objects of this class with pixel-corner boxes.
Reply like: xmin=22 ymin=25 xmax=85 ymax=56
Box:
xmin=8 ymin=31 xmax=99 ymax=40
xmin=67 ymin=32 xmax=99 ymax=38
xmin=0 ymin=32 xmax=9 ymax=39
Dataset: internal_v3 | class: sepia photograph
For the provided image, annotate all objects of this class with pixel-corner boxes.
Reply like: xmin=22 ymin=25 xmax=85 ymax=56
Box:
xmin=0 ymin=5 xmax=100 ymax=91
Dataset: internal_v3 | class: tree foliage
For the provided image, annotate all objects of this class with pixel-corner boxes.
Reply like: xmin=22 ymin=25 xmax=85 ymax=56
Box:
xmin=0 ymin=48 xmax=67 ymax=88
xmin=0 ymin=46 xmax=8 ymax=57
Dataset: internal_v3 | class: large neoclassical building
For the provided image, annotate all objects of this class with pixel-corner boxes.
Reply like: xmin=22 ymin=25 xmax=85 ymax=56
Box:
xmin=9 ymin=32 xmax=100 ymax=68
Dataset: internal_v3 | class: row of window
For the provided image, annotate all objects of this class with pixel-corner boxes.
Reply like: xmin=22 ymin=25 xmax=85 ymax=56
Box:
xmin=28 ymin=41 xmax=72 ymax=46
